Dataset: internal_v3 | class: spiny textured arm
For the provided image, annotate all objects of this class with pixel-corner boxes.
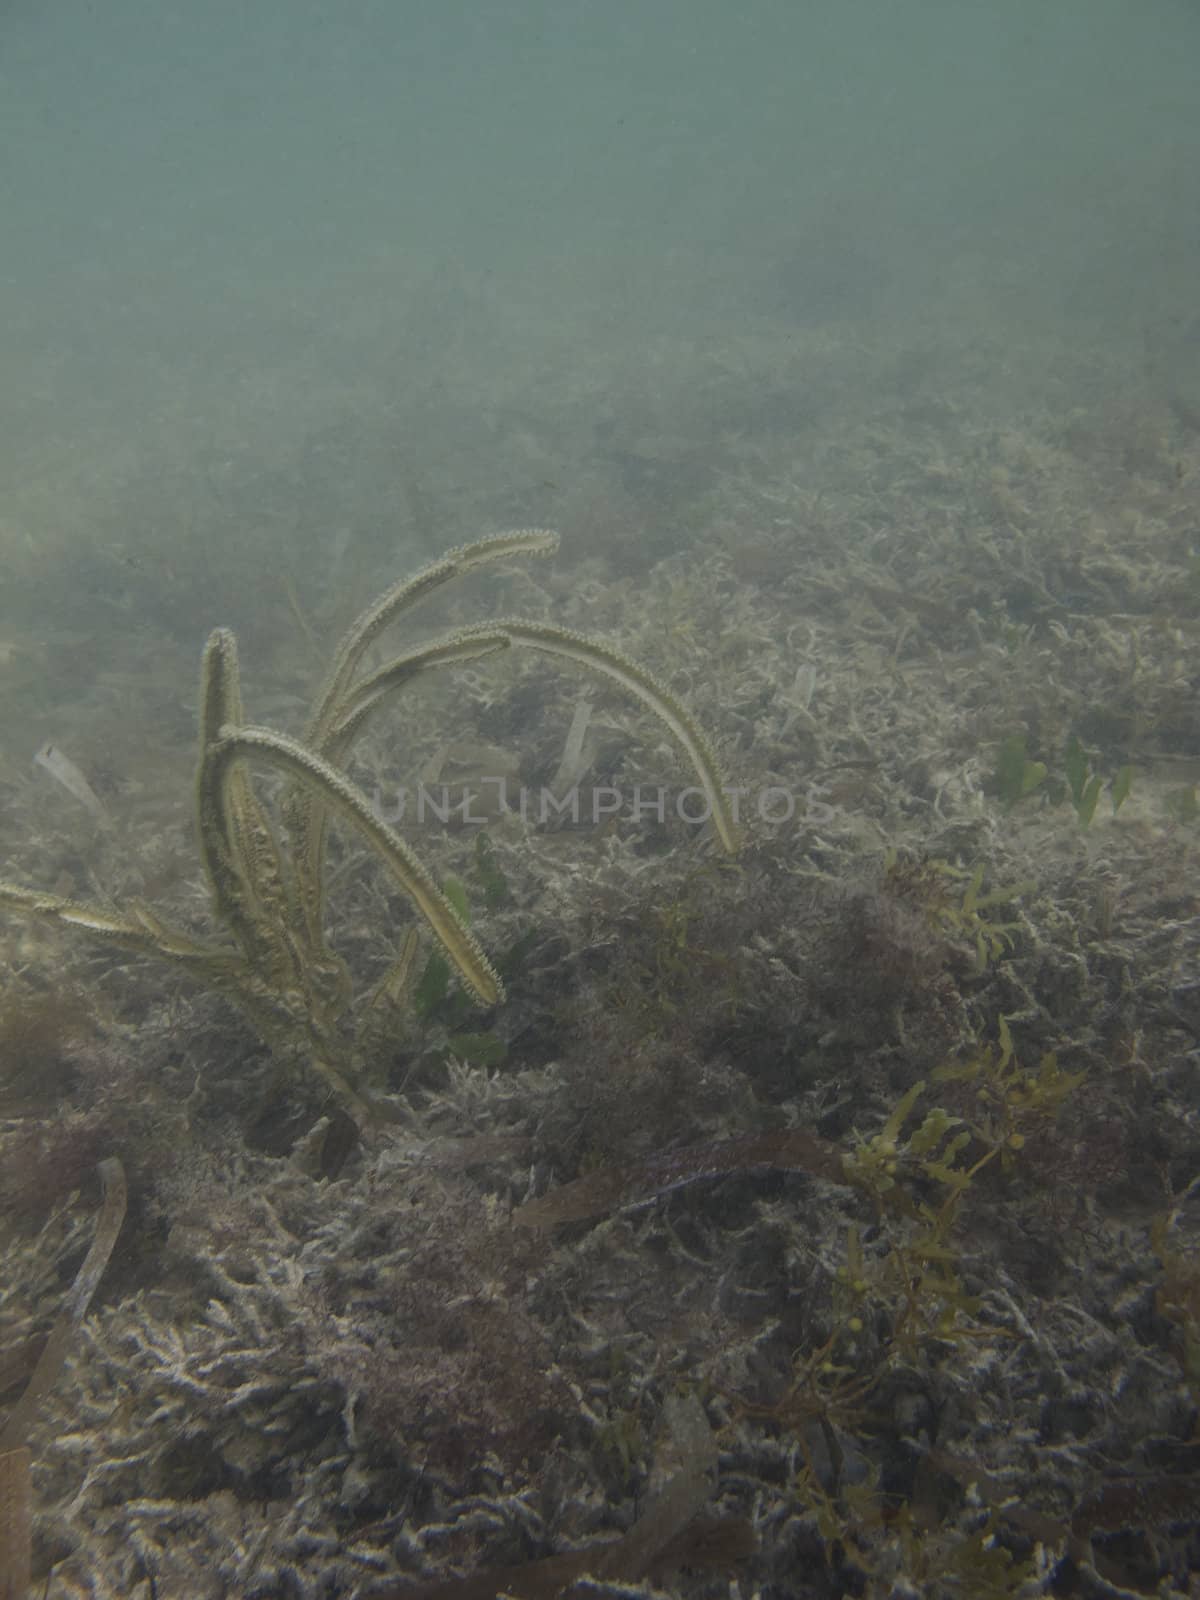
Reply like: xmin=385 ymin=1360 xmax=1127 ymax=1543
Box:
xmin=197 ymin=629 xmax=300 ymax=971
xmin=203 ymin=723 xmax=503 ymax=1006
xmin=307 ymin=528 xmax=559 ymax=750
xmin=288 ymin=533 xmax=556 ymax=933
xmin=0 ymin=882 xmax=231 ymax=972
xmin=324 ymin=630 xmax=512 ymax=760
xmin=463 ymin=619 xmax=741 ymax=855
xmin=286 ymin=632 xmax=513 ymax=939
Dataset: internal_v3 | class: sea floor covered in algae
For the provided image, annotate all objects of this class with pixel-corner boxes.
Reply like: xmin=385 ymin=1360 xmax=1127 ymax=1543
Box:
xmin=2 ymin=249 xmax=1200 ymax=1597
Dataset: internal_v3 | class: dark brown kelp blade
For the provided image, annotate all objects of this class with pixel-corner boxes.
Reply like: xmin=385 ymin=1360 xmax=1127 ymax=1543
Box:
xmin=0 ymin=1447 xmax=31 ymax=1600
xmin=369 ymin=1393 xmax=754 ymax=1600
xmin=0 ymin=1158 xmax=126 ymax=1600
xmin=366 ymin=1507 xmax=755 ymax=1600
xmin=514 ymin=1129 xmax=848 ymax=1229
xmin=0 ymin=1158 xmax=127 ymax=1454
xmin=925 ymin=1445 xmax=1200 ymax=1591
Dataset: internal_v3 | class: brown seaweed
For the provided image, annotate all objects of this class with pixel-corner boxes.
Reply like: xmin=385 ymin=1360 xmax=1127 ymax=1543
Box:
xmin=514 ymin=1128 xmax=849 ymax=1229
xmin=0 ymin=1157 xmax=126 ymax=1600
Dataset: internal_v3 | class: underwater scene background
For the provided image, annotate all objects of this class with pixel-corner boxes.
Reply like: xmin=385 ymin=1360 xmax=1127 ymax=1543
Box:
xmin=2 ymin=2 xmax=1200 ymax=1595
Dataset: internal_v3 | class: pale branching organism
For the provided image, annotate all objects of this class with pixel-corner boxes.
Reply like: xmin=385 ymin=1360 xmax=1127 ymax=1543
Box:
xmin=0 ymin=531 xmax=738 ymax=1110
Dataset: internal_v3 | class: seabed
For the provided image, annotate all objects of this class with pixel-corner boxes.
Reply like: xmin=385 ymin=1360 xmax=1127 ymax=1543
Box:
xmin=2 ymin=263 xmax=1200 ymax=1598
